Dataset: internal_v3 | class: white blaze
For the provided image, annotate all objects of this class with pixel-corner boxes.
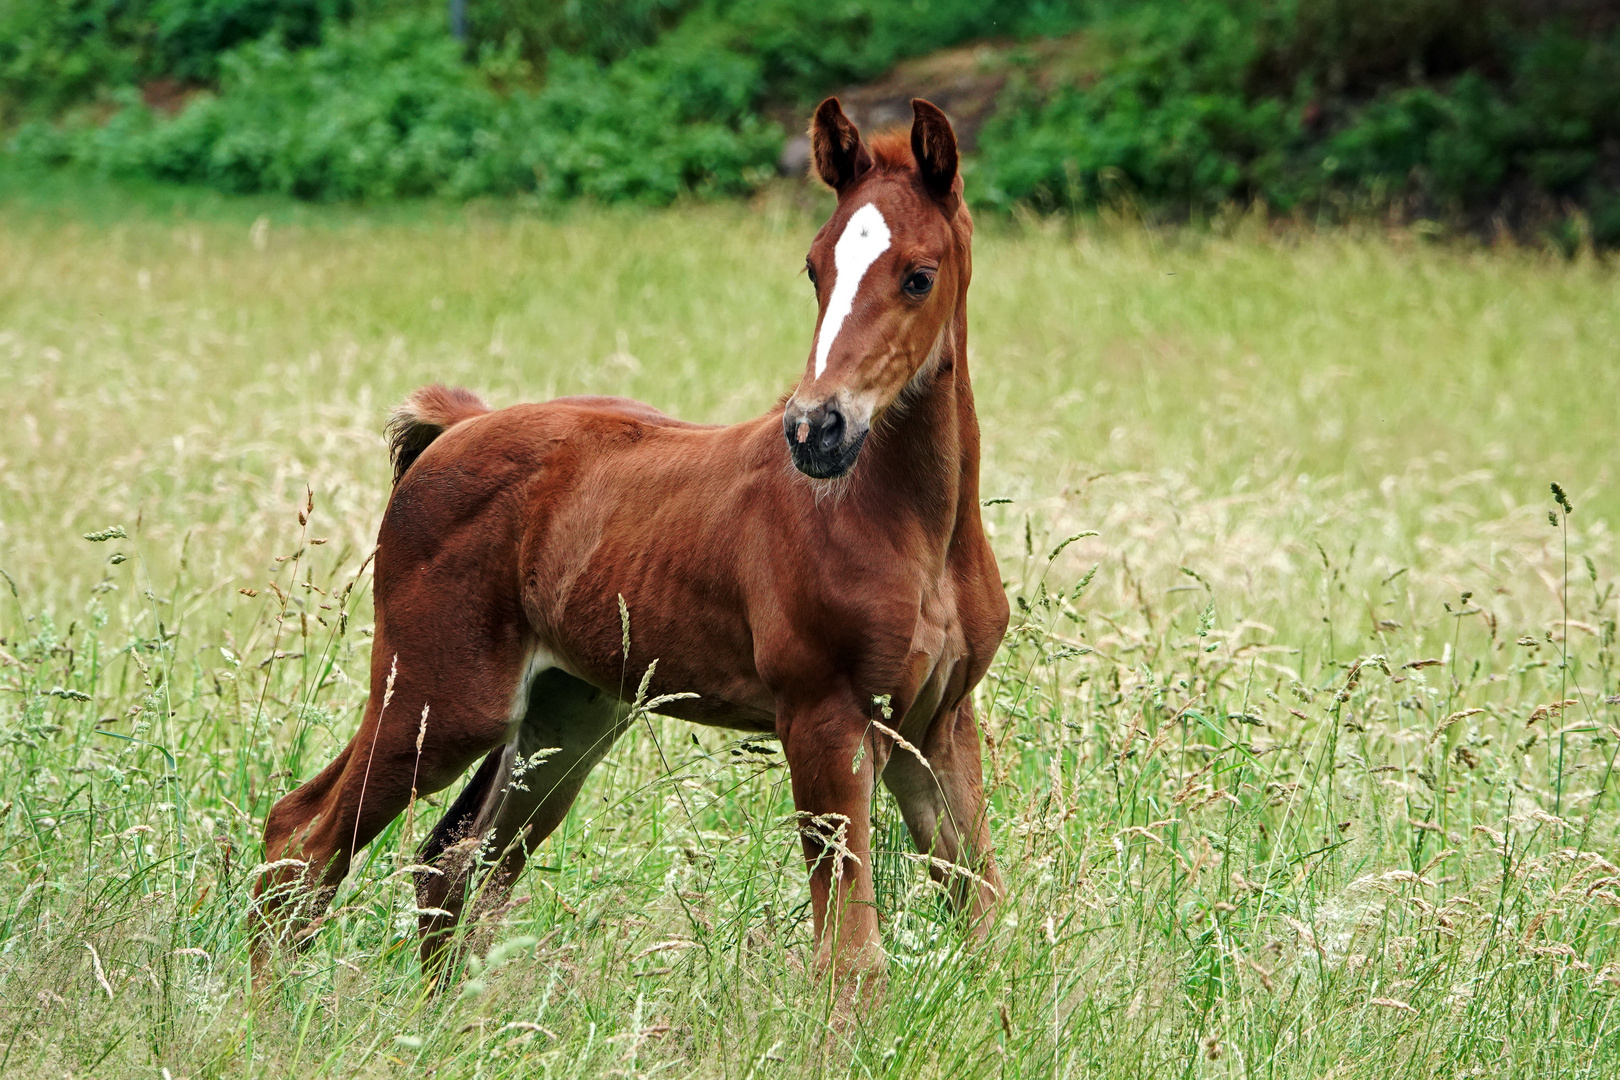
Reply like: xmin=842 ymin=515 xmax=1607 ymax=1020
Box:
xmin=813 ymin=203 xmax=891 ymax=378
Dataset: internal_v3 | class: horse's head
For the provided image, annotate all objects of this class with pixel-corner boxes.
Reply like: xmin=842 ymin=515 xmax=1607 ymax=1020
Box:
xmin=783 ymin=97 xmax=971 ymax=480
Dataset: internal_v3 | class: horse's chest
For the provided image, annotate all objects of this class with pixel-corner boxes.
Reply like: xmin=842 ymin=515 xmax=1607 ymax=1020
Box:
xmin=896 ymin=577 xmax=973 ymax=737
xmin=892 ymin=535 xmax=1007 ymax=734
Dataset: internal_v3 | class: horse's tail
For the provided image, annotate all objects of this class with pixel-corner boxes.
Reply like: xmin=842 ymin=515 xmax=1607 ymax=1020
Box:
xmin=386 ymin=384 xmax=491 ymax=484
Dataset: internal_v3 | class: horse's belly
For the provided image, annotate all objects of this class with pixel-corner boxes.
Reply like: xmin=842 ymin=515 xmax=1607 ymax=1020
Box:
xmin=653 ymin=694 xmax=778 ymax=733
xmin=519 ymin=530 xmax=775 ymax=729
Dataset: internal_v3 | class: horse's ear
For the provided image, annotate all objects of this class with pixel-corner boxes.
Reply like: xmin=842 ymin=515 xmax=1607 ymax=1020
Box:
xmin=810 ymin=97 xmax=872 ymax=193
xmin=910 ymin=99 xmax=959 ymax=207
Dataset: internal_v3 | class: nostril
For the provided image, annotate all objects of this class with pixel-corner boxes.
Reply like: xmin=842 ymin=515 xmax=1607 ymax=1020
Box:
xmin=817 ymin=410 xmax=844 ymax=452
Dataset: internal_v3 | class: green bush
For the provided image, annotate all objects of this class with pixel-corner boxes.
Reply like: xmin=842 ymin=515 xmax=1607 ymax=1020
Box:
xmin=1321 ymin=76 xmax=1513 ymax=201
xmin=974 ymin=2 xmax=1304 ymax=211
xmin=521 ymin=20 xmax=781 ymax=202
xmin=973 ymin=0 xmax=1620 ymax=239
xmin=0 ymin=0 xmax=145 ymax=119
xmin=4 ymin=0 xmax=1617 ymax=229
xmin=1261 ymin=0 xmax=1506 ymax=93
xmin=711 ymin=0 xmax=1083 ymax=102
xmin=16 ymin=18 xmax=520 ymax=199
xmin=4 ymin=0 xmax=1084 ymax=203
xmin=11 ymin=14 xmax=783 ymax=203
xmin=465 ymin=0 xmax=699 ymax=68
xmin=464 ymin=0 xmax=1086 ymax=96
xmin=150 ymin=0 xmax=352 ymax=82
xmin=0 ymin=0 xmax=352 ymax=122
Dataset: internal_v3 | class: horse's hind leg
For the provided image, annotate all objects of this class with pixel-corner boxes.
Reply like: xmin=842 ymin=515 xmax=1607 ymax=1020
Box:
xmin=415 ymin=668 xmax=627 ymax=976
xmin=252 ymin=620 xmax=528 ymax=977
xmin=880 ymin=701 xmax=1002 ymax=930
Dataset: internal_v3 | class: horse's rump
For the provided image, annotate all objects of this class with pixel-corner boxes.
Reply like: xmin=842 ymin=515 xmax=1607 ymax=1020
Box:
xmin=387 ymin=384 xmax=492 ymax=484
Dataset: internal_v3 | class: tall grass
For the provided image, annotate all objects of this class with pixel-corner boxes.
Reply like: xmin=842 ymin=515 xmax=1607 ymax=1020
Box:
xmin=1 ymin=177 xmax=1618 ymax=1076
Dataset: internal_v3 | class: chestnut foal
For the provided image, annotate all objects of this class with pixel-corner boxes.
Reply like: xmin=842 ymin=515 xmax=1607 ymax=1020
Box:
xmin=254 ymin=98 xmax=1008 ymax=983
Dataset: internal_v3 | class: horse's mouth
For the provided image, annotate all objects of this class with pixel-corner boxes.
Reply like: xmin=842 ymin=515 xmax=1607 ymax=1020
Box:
xmin=789 ymin=427 xmax=867 ymax=479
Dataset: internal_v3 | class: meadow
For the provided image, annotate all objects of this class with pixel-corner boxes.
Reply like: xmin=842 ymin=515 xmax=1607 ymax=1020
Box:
xmin=1 ymin=171 xmax=1619 ymax=1077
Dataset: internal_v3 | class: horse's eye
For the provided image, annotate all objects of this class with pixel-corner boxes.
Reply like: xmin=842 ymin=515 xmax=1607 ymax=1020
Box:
xmin=903 ymin=269 xmax=935 ymax=299
xmin=806 ymin=261 xmax=818 ymax=289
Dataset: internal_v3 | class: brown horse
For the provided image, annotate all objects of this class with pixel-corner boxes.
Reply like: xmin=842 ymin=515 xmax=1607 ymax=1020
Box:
xmin=254 ymin=97 xmax=1008 ymax=983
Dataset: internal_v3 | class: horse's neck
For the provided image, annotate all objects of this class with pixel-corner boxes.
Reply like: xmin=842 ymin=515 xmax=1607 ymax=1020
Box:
xmin=855 ymin=301 xmax=982 ymax=553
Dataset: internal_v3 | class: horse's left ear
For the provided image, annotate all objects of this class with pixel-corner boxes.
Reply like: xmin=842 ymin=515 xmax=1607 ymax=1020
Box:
xmin=910 ymin=99 xmax=959 ymax=208
xmin=810 ymin=97 xmax=873 ymax=193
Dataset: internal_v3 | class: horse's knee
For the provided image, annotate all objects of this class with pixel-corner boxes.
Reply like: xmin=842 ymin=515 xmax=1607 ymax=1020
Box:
xmin=261 ymin=791 xmax=308 ymax=860
xmin=256 ymin=793 xmax=322 ymax=906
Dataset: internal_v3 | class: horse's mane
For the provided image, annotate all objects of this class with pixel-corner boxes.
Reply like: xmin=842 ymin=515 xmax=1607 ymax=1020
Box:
xmin=866 ymin=131 xmax=916 ymax=174
xmin=864 ymin=129 xmax=972 ymax=247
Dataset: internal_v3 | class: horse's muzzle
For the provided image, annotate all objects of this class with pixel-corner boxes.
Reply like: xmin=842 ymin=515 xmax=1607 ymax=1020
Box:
xmin=783 ymin=399 xmax=867 ymax=479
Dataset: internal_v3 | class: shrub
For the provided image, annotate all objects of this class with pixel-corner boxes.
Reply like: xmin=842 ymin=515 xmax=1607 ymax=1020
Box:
xmin=150 ymin=0 xmax=353 ymax=83
xmin=465 ymin=0 xmax=699 ymax=68
xmin=16 ymin=18 xmax=532 ymax=200
xmin=0 ymin=0 xmax=352 ymax=122
xmin=4 ymin=0 xmax=1082 ymax=203
xmin=0 ymin=1 xmax=145 ymax=120
xmin=5 ymin=0 xmax=1617 ymax=227
xmin=521 ymin=24 xmax=781 ymax=202
xmin=464 ymin=0 xmax=1087 ymax=97
xmin=714 ymin=0 xmax=1082 ymax=102
xmin=973 ymin=2 xmax=1304 ymax=212
xmin=973 ymin=0 xmax=1620 ymax=236
xmin=12 ymin=14 xmax=783 ymax=203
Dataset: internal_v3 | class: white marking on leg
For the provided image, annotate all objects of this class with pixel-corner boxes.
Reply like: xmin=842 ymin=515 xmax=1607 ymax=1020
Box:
xmin=814 ymin=203 xmax=891 ymax=378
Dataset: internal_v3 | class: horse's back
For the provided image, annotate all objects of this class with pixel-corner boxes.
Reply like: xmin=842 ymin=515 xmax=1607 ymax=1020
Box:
xmin=400 ymin=395 xmax=716 ymax=483
xmin=542 ymin=395 xmax=714 ymax=430
xmin=382 ymin=393 xmax=759 ymax=568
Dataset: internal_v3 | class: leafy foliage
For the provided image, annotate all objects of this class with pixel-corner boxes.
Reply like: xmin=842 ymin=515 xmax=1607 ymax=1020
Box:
xmin=149 ymin=0 xmax=352 ymax=82
xmin=973 ymin=3 xmax=1296 ymax=211
xmin=0 ymin=0 xmax=146 ymax=118
xmin=8 ymin=15 xmax=784 ymax=202
xmin=3 ymin=0 xmax=1619 ymax=231
xmin=14 ymin=18 xmax=519 ymax=200
xmin=974 ymin=0 xmax=1620 ymax=242
xmin=699 ymin=0 xmax=1081 ymax=102
xmin=0 ymin=0 xmax=350 ymax=121
xmin=2 ymin=0 xmax=1082 ymax=202
xmin=463 ymin=0 xmax=700 ymax=67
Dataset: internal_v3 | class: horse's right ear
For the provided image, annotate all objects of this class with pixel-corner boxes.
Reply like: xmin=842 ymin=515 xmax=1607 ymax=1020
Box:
xmin=809 ymin=97 xmax=872 ymax=193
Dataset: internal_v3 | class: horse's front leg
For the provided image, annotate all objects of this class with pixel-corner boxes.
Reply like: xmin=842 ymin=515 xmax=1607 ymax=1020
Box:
xmin=779 ymin=694 xmax=891 ymax=981
xmin=881 ymin=700 xmax=1002 ymax=932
